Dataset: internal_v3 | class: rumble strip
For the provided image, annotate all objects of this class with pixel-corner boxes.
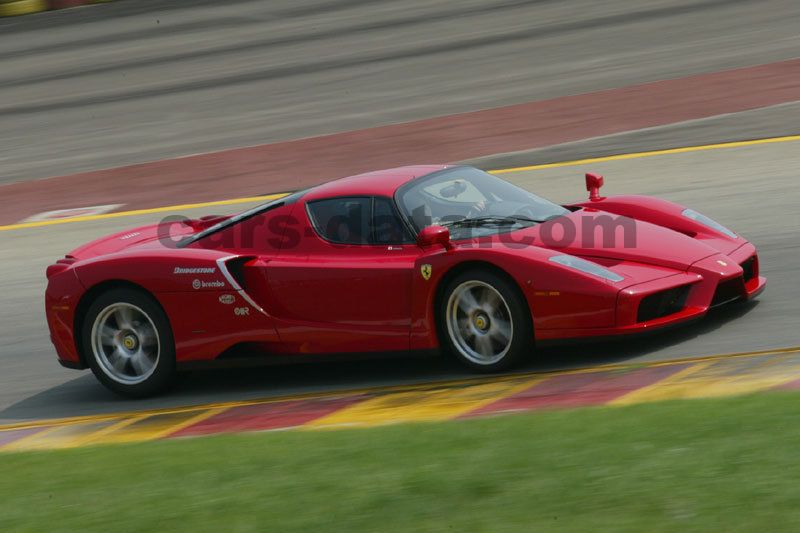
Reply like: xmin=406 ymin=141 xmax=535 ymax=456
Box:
xmin=2 ymin=346 xmax=800 ymax=452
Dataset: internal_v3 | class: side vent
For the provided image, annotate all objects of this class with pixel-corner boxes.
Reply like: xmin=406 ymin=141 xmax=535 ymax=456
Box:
xmin=225 ymin=256 xmax=254 ymax=292
xmin=670 ymin=228 xmax=698 ymax=238
xmin=216 ymin=256 xmax=266 ymax=315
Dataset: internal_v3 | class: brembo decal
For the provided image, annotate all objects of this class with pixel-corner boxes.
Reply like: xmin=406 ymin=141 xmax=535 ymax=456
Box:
xmin=193 ymin=279 xmax=225 ymax=289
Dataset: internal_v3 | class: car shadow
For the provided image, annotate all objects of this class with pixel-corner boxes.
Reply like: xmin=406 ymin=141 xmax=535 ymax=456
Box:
xmin=0 ymin=301 xmax=759 ymax=423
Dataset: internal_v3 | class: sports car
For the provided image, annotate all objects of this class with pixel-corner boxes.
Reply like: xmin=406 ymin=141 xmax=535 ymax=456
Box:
xmin=45 ymin=165 xmax=766 ymax=396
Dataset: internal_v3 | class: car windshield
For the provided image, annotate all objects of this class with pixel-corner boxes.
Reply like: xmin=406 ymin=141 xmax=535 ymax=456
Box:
xmin=396 ymin=166 xmax=568 ymax=239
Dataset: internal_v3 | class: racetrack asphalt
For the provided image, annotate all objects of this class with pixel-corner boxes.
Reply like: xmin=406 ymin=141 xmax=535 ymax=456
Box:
xmin=0 ymin=0 xmax=799 ymax=423
xmin=1 ymin=138 xmax=798 ymax=424
xmin=1 ymin=0 xmax=799 ymax=185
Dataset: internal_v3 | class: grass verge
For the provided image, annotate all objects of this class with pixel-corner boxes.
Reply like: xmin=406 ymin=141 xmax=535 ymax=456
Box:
xmin=2 ymin=392 xmax=800 ymax=531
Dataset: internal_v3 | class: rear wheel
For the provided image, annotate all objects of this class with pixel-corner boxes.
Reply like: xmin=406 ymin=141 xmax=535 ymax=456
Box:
xmin=440 ymin=269 xmax=533 ymax=372
xmin=81 ymin=288 xmax=176 ymax=397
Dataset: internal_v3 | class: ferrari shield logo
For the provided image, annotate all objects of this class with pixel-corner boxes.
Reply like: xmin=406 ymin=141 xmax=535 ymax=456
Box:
xmin=420 ymin=264 xmax=432 ymax=281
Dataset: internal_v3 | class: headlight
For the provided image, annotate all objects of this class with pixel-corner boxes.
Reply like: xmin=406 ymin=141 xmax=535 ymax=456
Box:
xmin=549 ymin=254 xmax=624 ymax=282
xmin=682 ymin=208 xmax=737 ymax=239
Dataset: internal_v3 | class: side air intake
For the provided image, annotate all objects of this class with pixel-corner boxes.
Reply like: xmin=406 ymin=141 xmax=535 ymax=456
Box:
xmin=215 ymin=256 xmax=266 ymax=315
xmin=637 ymin=285 xmax=691 ymax=323
xmin=224 ymin=256 xmax=254 ymax=292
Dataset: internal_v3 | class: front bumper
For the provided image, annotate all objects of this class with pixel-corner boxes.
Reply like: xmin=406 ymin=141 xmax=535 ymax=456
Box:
xmin=536 ymin=242 xmax=765 ymax=341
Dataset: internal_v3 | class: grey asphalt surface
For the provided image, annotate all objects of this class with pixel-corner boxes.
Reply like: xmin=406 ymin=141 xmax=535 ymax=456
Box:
xmin=1 ymin=0 xmax=799 ymax=184
xmin=468 ymin=101 xmax=800 ymax=170
xmin=1 ymin=0 xmax=800 ymax=423
xmin=1 ymin=138 xmax=798 ymax=423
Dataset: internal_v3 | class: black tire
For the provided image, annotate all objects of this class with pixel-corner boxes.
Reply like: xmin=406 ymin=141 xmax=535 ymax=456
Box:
xmin=438 ymin=269 xmax=533 ymax=372
xmin=81 ymin=288 xmax=176 ymax=397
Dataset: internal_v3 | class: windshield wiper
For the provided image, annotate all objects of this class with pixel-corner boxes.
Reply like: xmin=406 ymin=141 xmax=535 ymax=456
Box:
xmin=506 ymin=215 xmax=548 ymax=223
xmin=443 ymin=215 xmax=542 ymax=228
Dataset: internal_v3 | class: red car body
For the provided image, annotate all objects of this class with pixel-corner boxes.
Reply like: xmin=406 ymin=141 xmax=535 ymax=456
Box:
xmin=46 ymin=165 xmax=766 ymax=372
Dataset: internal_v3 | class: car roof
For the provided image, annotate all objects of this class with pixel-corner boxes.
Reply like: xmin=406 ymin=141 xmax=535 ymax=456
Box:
xmin=301 ymin=165 xmax=450 ymax=201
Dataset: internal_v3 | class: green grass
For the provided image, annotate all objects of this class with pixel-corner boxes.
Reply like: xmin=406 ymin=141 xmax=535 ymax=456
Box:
xmin=3 ymin=393 xmax=800 ymax=532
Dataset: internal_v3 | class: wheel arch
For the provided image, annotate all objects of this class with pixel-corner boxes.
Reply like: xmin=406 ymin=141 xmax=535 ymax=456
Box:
xmin=73 ymin=280 xmax=163 ymax=367
xmin=433 ymin=260 xmax=534 ymax=342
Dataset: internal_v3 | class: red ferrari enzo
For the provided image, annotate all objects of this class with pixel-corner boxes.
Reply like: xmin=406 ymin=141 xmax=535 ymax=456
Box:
xmin=46 ymin=165 xmax=765 ymax=396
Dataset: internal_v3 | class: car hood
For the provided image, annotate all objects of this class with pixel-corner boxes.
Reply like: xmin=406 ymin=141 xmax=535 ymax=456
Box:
xmin=521 ymin=210 xmax=730 ymax=270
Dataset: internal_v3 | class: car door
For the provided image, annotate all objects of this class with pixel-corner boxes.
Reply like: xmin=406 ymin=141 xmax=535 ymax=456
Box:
xmin=264 ymin=196 xmax=421 ymax=354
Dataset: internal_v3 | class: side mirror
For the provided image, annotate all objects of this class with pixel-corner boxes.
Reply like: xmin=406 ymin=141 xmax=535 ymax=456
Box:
xmin=585 ymin=173 xmax=605 ymax=202
xmin=417 ymin=225 xmax=452 ymax=250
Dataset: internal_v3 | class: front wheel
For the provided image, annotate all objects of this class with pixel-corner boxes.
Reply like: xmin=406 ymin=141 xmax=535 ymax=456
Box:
xmin=81 ymin=288 xmax=176 ymax=397
xmin=440 ymin=269 xmax=533 ymax=372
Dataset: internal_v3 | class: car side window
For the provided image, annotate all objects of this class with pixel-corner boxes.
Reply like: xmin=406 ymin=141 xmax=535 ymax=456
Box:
xmin=307 ymin=197 xmax=413 ymax=245
xmin=307 ymin=197 xmax=371 ymax=244
xmin=372 ymin=197 xmax=413 ymax=244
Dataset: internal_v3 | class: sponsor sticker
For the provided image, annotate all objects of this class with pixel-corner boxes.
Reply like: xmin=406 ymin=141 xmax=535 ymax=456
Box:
xmin=219 ymin=294 xmax=235 ymax=305
xmin=234 ymin=307 xmax=250 ymax=316
xmin=192 ymin=279 xmax=225 ymax=289
xmin=175 ymin=267 xmax=216 ymax=274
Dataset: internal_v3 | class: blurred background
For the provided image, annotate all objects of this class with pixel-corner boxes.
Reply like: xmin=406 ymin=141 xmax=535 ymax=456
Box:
xmin=0 ymin=1 xmax=799 ymax=528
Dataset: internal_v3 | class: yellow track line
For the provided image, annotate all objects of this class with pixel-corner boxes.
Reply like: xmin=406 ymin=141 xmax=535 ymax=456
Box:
xmin=0 ymin=194 xmax=286 ymax=232
xmin=2 ymin=345 xmax=798 ymax=434
xmin=489 ymin=134 xmax=800 ymax=174
xmin=1 ymin=134 xmax=798 ymax=233
xmin=305 ymin=376 xmax=542 ymax=429
xmin=612 ymin=354 xmax=800 ymax=405
xmin=609 ymin=362 xmax=715 ymax=406
xmin=88 ymin=408 xmax=230 ymax=445
xmin=67 ymin=415 xmax=146 ymax=448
